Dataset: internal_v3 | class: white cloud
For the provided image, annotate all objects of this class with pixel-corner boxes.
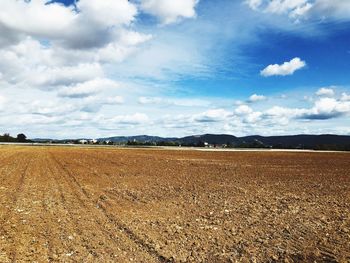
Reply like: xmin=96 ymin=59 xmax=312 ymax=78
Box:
xmin=248 ymin=94 xmax=267 ymax=102
xmin=109 ymin=113 xmax=150 ymax=125
xmin=0 ymin=95 xmax=7 ymax=110
xmin=58 ymin=78 xmax=119 ymax=98
xmin=96 ymin=30 xmax=152 ymax=63
xmin=140 ymin=0 xmax=199 ymax=24
xmin=26 ymin=100 xmax=78 ymax=117
xmin=138 ymin=97 xmax=210 ymax=107
xmin=265 ymin=0 xmax=312 ymax=17
xmin=247 ymin=0 xmax=350 ymax=22
xmin=301 ymin=97 xmax=350 ymax=120
xmin=315 ymin=87 xmax=335 ymax=97
xmin=105 ymin=96 xmax=125 ymax=105
xmin=76 ymin=0 xmax=137 ymax=27
xmin=0 ymin=0 xmax=143 ymax=50
xmin=264 ymin=105 xmax=305 ymax=119
xmin=31 ymin=63 xmax=105 ymax=87
xmin=0 ymin=0 xmax=76 ymax=43
xmin=234 ymin=105 xmax=262 ymax=123
xmin=260 ymin=57 xmax=306 ymax=77
xmin=264 ymin=97 xmax=350 ymax=120
xmin=244 ymin=111 xmax=263 ymax=123
xmin=0 ymin=32 xmax=151 ymax=89
xmin=230 ymin=96 xmax=350 ymax=130
xmin=193 ymin=109 xmax=232 ymax=123
xmin=70 ymin=95 xmax=125 ymax=113
xmin=311 ymin=0 xmax=350 ymax=21
xmin=289 ymin=1 xmax=313 ymax=18
xmin=138 ymin=97 xmax=163 ymax=105
xmin=341 ymin=93 xmax=350 ymax=102
xmin=246 ymin=0 xmax=312 ymax=18
xmin=235 ymin=105 xmax=254 ymax=115
xmin=247 ymin=0 xmax=263 ymax=10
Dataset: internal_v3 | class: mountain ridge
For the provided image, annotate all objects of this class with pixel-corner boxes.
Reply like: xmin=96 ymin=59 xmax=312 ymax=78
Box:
xmin=31 ymin=133 xmax=350 ymax=150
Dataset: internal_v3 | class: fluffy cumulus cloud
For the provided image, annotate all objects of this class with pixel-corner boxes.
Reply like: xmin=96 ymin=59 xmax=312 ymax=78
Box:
xmin=341 ymin=93 xmax=350 ymax=102
xmin=0 ymin=0 xmax=75 ymax=45
xmin=248 ymin=94 xmax=267 ymax=102
xmin=316 ymin=87 xmax=335 ymax=97
xmin=234 ymin=105 xmax=262 ymax=123
xmin=0 ymin=0 xmax=140 ymax=49
xmin=0 ymin=1 xmax=152 ymax=89
xmin=300 ymin=97 xmax=350 ymax=120
xmin=235 ymin=105 xmax=254 ymax=115
xmin=261 ymin=57 xmax=306 ymax=77
xmin=260 ymin=97 xmax=350 ymax=121
xmin=76 ymin=0 xmax=137 ymax=27
xmin=161 ymin=94 xmax=350 ymax=136
xmin=140 ymin=0 xmax=199 ymax=24
xmin=0 ymin=0 xmax=199 ymax=81
xmin=156 ymin=93 xmax=350 ymax=135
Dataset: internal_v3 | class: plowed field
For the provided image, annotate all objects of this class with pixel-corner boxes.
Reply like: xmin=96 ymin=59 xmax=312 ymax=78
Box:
xmin=0 ymin=146 xmax=349 ymax=262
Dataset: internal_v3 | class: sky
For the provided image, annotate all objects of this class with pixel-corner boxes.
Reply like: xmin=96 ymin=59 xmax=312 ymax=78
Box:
xmin=0 ymin=0 xmax=349 ymax=139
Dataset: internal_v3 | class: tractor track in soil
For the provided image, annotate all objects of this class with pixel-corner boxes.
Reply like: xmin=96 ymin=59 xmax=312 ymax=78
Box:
xmin=49 ymin=151 xmax=170 ymax=262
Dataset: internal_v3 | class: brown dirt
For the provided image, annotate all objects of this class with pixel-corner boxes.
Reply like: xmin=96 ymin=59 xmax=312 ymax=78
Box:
xmin=0 ymin=146 xmax=349 ymax=262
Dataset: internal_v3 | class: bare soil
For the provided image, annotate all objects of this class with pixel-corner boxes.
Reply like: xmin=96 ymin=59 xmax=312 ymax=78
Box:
xmin=0 ymin=146 xmax=349 ymax=262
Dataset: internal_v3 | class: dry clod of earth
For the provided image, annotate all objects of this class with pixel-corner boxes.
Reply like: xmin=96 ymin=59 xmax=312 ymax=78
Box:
xmin=0 ymin=146 xmax=349 ymax=262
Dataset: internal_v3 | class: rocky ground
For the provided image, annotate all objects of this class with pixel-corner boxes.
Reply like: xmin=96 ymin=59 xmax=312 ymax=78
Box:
xmin=0 ymin=146 xmax=349 ymax=262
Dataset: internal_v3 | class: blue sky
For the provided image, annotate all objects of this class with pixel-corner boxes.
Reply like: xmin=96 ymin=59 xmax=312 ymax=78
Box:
xmin=0 ymin=0 xmax=349 ymax=138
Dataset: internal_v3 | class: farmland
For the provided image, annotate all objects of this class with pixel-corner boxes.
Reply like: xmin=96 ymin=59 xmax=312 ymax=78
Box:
xmin=0 ymin=146 xmax=349 ymax=262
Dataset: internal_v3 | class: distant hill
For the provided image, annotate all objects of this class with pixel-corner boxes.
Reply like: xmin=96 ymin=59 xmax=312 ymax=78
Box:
xmin=95 ymin=134 xmax=350 ymax=150
xmin=98 ymin=135 xmax=178 ymax=143
xmin=238 ymin=135 xmax=350 ymax=150
xmin=97 ymin=134 xmax=240 ymax=145
xmin=31 ymin=134 xmax=350 ymax=151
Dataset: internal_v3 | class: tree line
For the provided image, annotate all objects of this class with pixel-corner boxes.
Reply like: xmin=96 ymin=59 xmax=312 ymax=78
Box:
xmin=126 ymin=139 xmax=350 ymax=151
xmin=0 ymin=133 xmax=29 ymax=143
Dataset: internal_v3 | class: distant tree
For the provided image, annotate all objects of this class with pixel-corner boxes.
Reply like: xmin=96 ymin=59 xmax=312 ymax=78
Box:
xmin=157 ymin=141 xmax=180 ymax=147
xmin=3 ymin=133 xmax=11 ymax=142
xmin=196 ymin=140 xmax=205 ymax=147
xmin=17 ymin=133 xmax=27 ymax=142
